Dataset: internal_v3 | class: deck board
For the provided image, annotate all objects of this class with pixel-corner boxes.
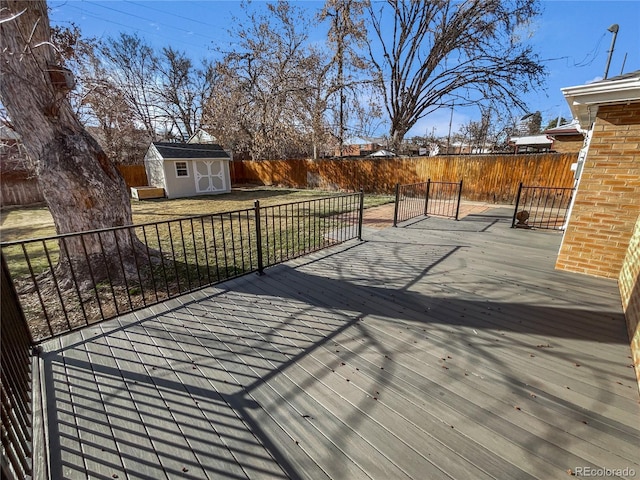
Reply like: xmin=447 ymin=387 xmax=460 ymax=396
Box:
xmin=37 ymin=208 xmax=640 ymax=479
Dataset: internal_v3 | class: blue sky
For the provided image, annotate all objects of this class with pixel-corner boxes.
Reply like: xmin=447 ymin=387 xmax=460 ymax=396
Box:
xmin=49 ymin=0 xmax=640 ymax=137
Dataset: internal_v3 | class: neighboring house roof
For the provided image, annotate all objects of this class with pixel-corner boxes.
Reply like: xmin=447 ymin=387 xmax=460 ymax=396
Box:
xmin=543 ymin=120 xmax=582 ymax=136
xmin=187 ymin=129 xmax=217 ymax=144
xmin=343 ymin=137 xmax=370 ymax=145
xmin=344 ymin=136 xmax=387 ymax=146
xmin=151 ymin=142 xmax=230 ymax=160
xmin=369 ymin=149 xmax=396 ymax=157
xmin=562 ymin=70 xmax=640 ymax=129
xmin=510 ymin=135 xmax=553 ymax=146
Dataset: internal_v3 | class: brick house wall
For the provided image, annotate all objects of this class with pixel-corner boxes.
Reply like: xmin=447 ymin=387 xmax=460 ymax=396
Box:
xmin=550 ymin=135 xmax=583 ymax=153
xmin=556 ymin=103 xmax=640 ymax=278
xmin=619 ymin=213 xmax=640 ymax=390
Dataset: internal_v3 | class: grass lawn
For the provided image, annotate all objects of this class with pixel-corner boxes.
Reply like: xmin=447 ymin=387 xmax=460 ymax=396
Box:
xmin=1 ymin=187 xmax=393 ymax=340
xmin=0 ymin=186 xmax=393 ymax=242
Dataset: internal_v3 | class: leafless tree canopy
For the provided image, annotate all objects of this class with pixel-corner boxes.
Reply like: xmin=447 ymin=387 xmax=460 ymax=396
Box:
xmin=3 ymin=0 xmax=547 ymax=166
xmin=367 ymin=0 xmax=545 ymax=149
xmin=0 ymin=0 xmax=153 ymax=287
xmin=202 ymin=1 xmax=316 ymax=160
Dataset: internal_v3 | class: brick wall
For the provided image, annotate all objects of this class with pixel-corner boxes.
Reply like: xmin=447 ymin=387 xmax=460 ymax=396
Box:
xmin=551 ymin=135 xmax=584 ymax=153
xmin=619 ymin=213 xmax=640 ymax=392
xmin=556 ymin=103 xmax=640 ymax=278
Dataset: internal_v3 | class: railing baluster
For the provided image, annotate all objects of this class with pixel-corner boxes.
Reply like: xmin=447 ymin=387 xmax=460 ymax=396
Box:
xmin=1 ymin=193 xmax=364 ymax=342
xmin=512 ymin=182 xmax=524 ymax=228
xmin=60 ymin=237 xmax=90 ymax=329
xmin=220 ymin=214 xmax=230 ymax=278
xmin=189 ymin=218 xmax=201 ymax=287
xmin=155 ymin=223 xmax=171 ymax=298
xmin=210 ymin=216 xmax=221 ymax=283
xmin=178 ymin=220 xmax=192 ymax=292
xmin=167 ymin=221 xmax=181 ymax=294
xmin=79 ymin=233 xmax=105 ymax=322
xmin=199 ymin=217 xmax=212 ymax=285
xmin=42 ymin=239 xmax=71 ymax=326
xmin=455 ymin=180 xmax=463 ymax=220
xmin=140 ymin=226 xmax=159 ymax=303
xmin=96 ymin=232 xmax=120 ymax=314
xmin=254 ymin=200 xmax=264 ymax=274
xmin=512 ymin=184 xmax=574 ymax=230
xmin=112 ymin=230 xmax=134 ymax=311
xmin=20 ymin=243 xmax=52 ymax=335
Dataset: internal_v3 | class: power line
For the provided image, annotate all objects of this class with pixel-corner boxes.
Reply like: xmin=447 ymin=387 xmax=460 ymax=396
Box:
xmin=83 ymin=1 xmax=214 ymax=42
xmin=51 ymin=2 xmax=215 ymax=53
xmin=124 ymin=0 xmax=218 ymax=28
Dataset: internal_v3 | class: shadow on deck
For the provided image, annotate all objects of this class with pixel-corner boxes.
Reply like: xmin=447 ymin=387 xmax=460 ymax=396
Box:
xmin=37 ymin=208 xmax=640 ymax=480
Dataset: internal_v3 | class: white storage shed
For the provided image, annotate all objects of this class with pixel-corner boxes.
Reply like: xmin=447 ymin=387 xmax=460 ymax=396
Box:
xmin=144 ymin=142 xmax=232 ymax=199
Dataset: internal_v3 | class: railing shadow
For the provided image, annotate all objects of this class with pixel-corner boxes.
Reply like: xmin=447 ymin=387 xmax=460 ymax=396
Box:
xmin=36 ymin=212 xmax=637 ymax=479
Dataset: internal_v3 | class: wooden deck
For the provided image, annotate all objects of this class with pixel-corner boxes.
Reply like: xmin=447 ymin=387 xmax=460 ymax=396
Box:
xmin=37 ymin=208 xmax=640 ymax=480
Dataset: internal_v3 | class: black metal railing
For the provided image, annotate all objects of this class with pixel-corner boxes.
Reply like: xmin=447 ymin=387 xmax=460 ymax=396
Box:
xmin=1 ymin=193 xmax=363 ymax=343
xmin=1 ymin=255 xmax=34 ymax=480
xmin=511 ymin=183 xmax=575 ymax=230
xmin=393 ymin=179 xmax=463 ymax=226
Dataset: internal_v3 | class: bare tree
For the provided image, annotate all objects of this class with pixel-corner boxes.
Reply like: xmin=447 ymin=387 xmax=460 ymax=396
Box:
xmin=367 ymin=0 xmax=546 ymax=150
xmin=524 ymin=111 xmax=542 ymax=135
xmin=205 ymin=1 xmax=314 ymax=159
xmin=100 ymin=33 xmax=160 ymax=140
xmin=0 ymin=0 xmax=150 ymax=288
xmin=319 ymin=0 xmax=369 ymax=153
xmin=542 ymin=116 xmax=569 ymax=131
xmin=154 ymin=48 xmax=217 ymax=141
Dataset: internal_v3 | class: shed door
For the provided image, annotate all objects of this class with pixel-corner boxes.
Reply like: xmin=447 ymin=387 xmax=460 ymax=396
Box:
xmin=194 ymin=160 xmax=226 ymax=193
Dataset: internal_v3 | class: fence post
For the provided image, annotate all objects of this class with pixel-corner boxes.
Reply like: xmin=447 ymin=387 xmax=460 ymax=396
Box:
xmin=358 ymin=189 xmax=364 ymax=240
xmin=393 ymin=183 xmax=400 ymax=227
xmin=254 ymin=200 xmax=264 ymax=274
xmin=424 ymin=178 xmax=431 ymax=216
xmin=455 ymin=179 xmax=463 ymax=220
xmin=511 ymin=182 xmax=523 ymax=228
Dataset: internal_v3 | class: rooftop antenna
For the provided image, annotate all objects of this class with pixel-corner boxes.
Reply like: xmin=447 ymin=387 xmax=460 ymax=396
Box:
xmin=620 ymin=52 xmax=628 ymax=76
xmin=603 ymin=24 xmax=619 ymax=80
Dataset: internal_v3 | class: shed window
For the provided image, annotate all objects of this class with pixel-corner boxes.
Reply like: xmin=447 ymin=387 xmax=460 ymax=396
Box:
xmin=175 ymin=161 xmax=188 ymax=177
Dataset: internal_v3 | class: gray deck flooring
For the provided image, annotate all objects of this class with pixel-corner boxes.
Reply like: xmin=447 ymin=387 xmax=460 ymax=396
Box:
xmin=38 ymin=208 xmax=640 ymax=480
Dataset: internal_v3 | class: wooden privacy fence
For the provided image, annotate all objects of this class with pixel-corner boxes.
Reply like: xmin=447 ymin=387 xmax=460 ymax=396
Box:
xmin=1 ymin=165 xmax=148 ymax=207
xmin=117 ymin=165 xmax=148 ymax=188
xmin=230 ymin=152 xmax=578 ymax=204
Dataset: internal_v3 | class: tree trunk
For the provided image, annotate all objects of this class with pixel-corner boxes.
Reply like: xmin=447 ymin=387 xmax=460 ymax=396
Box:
xmin=0 ymin=0 xmax=152 ymax=290
xmin=388 ymin=127 xmax=407 ymax=153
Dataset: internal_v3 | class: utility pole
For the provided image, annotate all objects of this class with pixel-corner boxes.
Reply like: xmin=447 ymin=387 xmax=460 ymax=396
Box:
xmin=447 ymin=104 xmax=454 ymax=154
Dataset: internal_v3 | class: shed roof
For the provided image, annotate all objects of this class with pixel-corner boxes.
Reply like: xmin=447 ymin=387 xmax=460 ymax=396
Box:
xmin=152 ymin=142 xmax=230 ymax=160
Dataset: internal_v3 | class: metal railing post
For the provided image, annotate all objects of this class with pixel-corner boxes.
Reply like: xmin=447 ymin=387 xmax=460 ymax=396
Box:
xmin=254 ymin=200 xmax=264 ymax=275
xmin=424 ymin=178 xmax=431 ymax=216
xmin=1 ymin=253 xmax=34 ymax=480
xmin=512 ymin=182 xmax=523 ymax=228
xmin=455 ymin=179 xmax=463 ymax=220
xmin=393 ymin=183 xmax=400 ymax=227
xmin=358 ymin=189 xmax=364 ymax=240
